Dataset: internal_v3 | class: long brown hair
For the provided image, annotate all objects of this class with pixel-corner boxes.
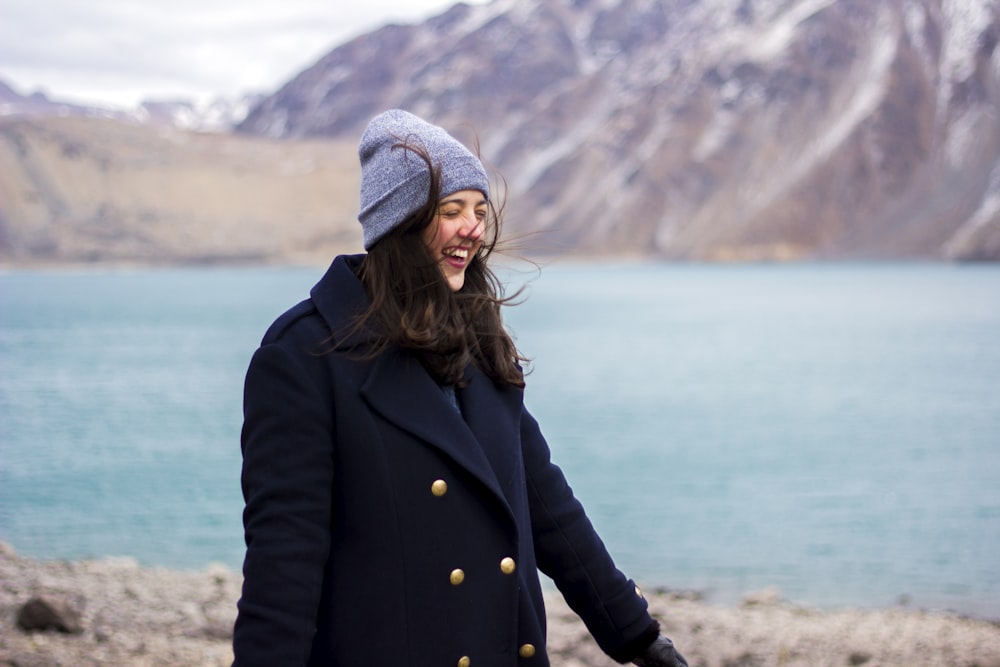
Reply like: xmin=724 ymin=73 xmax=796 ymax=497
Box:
xmin=353 ymin=140 xmax=526 ymax=389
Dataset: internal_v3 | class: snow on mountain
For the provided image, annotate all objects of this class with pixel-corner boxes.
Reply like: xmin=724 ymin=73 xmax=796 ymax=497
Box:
xmin=0 ymin=79 xmax=261 ymax=133
xmin=132 ymin=94 xmax=265 ymax=132
xmin=237 ymin=0 xmax=1000 ymax=260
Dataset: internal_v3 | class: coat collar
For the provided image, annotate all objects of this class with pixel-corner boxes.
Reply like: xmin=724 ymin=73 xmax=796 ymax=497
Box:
xmin=310 ymin=254 xmax=376 ymax=349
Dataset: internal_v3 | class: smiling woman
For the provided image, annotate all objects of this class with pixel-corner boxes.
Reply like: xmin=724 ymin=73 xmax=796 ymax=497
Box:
xmin=231 ymin=109 xmax=690 ymax=667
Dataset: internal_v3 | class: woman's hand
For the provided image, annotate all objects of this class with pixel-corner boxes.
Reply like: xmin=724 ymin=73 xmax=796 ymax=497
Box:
xmin=632 ymin=635 xmax=689 ymax=667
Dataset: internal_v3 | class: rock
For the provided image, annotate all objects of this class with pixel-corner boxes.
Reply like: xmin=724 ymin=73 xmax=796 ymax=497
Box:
xmin=16 ymin=596 xmax=83 ymax=634
xmin=3 ymin=652 xmax=63 ymax=667
xmin=195 ymin=620 xmax=235 ymax=641
xmin=740 ymin=587 xmax=783 ymax=607
xmin=723 ymin=652 xmax=765 ymax=667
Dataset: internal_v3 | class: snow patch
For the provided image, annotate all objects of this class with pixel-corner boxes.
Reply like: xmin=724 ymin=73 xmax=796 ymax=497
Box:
xmin=693 ymin=78 xmax=746 ymax=161
xmin=511 ymin=114 xmax=604 ymax=192
xmin=941 ymin=0 xmax=994 ymax=82
xmin=741 ymin=5 xmax=899 ymax=218
xmin=693 ymin=109 xmax=737 ymax=162
xmin=943 ymin=153 xmax=1000 ymax=256
xmin=449 ymin=0 xmax=530 ymax=37
xmin=945 ymin=107 xmax=988 ymax=168
xmin=809 ymin=14 xmax=898 ymax=164
xmin=744 ymin=0 xmax=838 ymax=62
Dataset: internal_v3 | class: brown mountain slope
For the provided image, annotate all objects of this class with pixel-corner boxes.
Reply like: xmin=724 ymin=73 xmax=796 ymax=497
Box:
xmin=0 ymin=116 xmax=360 ymax=265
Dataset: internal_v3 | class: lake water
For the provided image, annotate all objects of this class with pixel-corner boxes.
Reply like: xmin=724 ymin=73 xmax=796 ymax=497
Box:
xmin=1 ymin=261 xmax=998 ymax=619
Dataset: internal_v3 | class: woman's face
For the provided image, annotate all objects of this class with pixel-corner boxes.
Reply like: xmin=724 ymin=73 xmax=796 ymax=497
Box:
xmin=422 ymin=189 xmax=487 ymax=291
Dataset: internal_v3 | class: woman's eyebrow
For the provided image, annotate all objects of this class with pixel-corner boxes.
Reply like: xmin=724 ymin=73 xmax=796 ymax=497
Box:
xmin=439 ymin=195 xmax=488 ymax=207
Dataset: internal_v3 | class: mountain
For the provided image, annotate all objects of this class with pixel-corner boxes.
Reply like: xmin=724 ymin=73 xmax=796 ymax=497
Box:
xmin=0 ymin=80 xmax=101 ymax=120
xmin=0 ymin=115 xmax=360 ymax=265
xmin=0 ymin=79 xmax=259 ymax=132
xmin=129 ymin=95 xmax=266 ymax=132
xmin=240 ymin=0 xmax=1000 ymax=261
xmin=0 ymin=83 xmax=319 ymax=266
xmin=1 ymin=0 xmax=997 ymax=265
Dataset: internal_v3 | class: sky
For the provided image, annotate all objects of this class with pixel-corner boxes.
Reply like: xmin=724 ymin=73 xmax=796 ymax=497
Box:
xmin=0 ymin=0 xmax=490 ymax=108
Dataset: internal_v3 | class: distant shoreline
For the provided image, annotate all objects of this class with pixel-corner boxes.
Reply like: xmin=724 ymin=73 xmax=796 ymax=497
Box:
xmin=4 ymin=254 xmax=995 ymax=274
xmin=2 ymin=543 xmax=998 ymax=667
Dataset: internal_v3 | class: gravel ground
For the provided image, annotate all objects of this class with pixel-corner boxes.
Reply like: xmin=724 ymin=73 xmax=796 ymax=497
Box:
xmin=2 ymin=542 xmax=998 ymax=667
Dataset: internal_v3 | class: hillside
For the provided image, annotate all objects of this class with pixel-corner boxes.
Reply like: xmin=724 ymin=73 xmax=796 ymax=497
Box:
xmin=0 ymin=116 xmax=360 ymax=265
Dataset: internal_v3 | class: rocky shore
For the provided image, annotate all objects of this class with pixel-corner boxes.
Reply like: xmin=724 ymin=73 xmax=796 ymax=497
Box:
xmin=2 ymin=542 xmax=998 ymax=667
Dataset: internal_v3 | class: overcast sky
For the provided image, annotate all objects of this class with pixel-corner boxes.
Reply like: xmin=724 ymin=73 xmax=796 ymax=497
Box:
xmin=0 ymin=0 xmax=490 ymax=108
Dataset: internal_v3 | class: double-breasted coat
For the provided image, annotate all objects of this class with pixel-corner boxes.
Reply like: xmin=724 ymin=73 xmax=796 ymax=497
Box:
xmin=233 ymin=254 xmax=658 ymax=667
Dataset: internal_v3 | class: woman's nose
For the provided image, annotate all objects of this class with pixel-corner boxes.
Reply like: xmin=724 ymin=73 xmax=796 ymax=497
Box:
xmin=459 ymin=213 xmax=484 ymax=240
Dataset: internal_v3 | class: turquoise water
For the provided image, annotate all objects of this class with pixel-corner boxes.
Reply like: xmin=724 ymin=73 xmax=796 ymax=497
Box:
xmin=1 ymin=262 xmax=998 ymax=618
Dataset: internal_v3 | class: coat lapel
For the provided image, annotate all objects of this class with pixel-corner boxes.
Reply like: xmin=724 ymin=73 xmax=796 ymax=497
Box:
xmin=360 ymin=348 xmax=515 ymax=526
xmin=460 ymin=364 xmax=526 ymax=497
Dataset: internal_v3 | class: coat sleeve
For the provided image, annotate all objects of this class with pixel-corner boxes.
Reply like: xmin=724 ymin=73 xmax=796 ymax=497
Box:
xmin=520 ymin=407 xmax=659 ymax=663
xmin=233 ymin=338 xmax=335 ymax=667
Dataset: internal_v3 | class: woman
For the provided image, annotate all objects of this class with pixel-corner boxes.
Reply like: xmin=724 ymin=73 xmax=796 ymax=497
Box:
xmin=233 ymin=109 xmax=687 ymax=667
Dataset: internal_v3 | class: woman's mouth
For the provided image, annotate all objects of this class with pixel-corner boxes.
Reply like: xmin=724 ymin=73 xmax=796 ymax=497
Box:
xmin=443 ymin=247 xmax=470 ymax=267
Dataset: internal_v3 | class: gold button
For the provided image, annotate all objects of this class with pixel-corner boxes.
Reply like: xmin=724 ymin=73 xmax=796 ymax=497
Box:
xmin=518 ymin=644 xmax=536 ymax=658
xmin=431 ymin=479 xmax=448 ymax=496
xmin=457 ymin=657 xmax=471 ymax=667
xmin=450 ymin=568 xmax=465 ymax=586
xmin=500 ymin=557 xmax=516 ymax=575
xmin=635 ymin=585 xmax=644 ymax=599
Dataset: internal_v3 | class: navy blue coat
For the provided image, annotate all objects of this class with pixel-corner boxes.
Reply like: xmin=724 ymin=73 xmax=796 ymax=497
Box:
xmin=233 ymin=255 xmax=657 ymax=667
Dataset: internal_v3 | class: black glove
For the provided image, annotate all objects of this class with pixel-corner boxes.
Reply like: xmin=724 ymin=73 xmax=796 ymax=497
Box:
xmin=632 ymin=635 xmax=688 ymax=667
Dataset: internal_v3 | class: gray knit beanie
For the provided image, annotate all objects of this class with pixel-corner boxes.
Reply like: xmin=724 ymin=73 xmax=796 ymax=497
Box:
xmin=358 ymin=109 xmax=490 ymax=250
